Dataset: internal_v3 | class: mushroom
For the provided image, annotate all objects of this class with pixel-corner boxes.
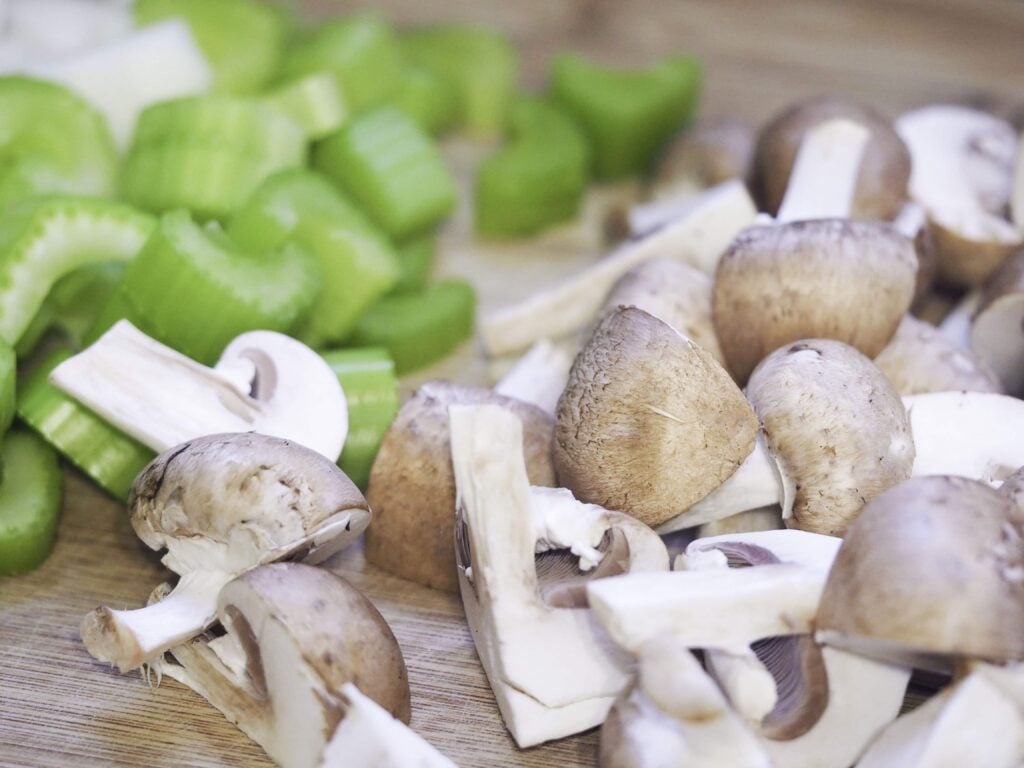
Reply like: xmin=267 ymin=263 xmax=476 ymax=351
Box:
xmin=970 ymin=247 xmax=1024 ymax=395
xmin=554 ymin=306 xmax=758 ymax=528
xmin=816 ymin=475 xmax=1024 ymax=671
xmin=364 ymin=380 xmax=556 ymax=593
xmin=892 ymin=202 xmax=939 ymax=309
xmin=158 ymin=563 xmax=423 ymax=768
xmin=697 ymin=506 xmax=783 ymax=539
xmin=50 ymin=319 xmax=348 ymax=461
xmin=449 ymin=403 xmax=669 ymax=747
xmin=492 ymin=339 xmax=575 ymax=416
xmin=873 ymin=314 xmax=1001 ymax=395
xmin=1000 ymin=465 xmax=1024 ymax=516
xmin=599 ymin=633 xmax=772 ymax=768
xmin=81 ymin=433 xmax=370 ymax=672
xmin=754 ymin=95 xmax=912 ymax=220
xmin=1015 ymin=128 xmax=1023 ymax=227
xmin=895 ymin=105 xmax=1022 ymax=287
xmin=479 ymin=178 xmax=758 ymax=356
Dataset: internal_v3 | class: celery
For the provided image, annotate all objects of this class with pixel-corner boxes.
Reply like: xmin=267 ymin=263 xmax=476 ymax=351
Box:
xmin=392 ymin=66 xmax=459 ymax=136
xmin=0 ymin=430 xmax=63 ymax=577
xmin=391 ymin=233 xmax=436 ymax=295
xmin=263 ymin=73 xmax=347 ymax=140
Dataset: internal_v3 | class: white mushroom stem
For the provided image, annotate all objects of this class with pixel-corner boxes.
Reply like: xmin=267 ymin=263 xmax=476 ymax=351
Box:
xmin=892 ymin=201 xmax=928 ymax=240
xmin=493 ymin=339 xmax=574 ymax=416
xmin=50 ymin=320 xmax=348 ymax=460
xmin=626 ymin=192 xmax=703 ymax=238
xmin=479 ymin=179 xmax=757 ymax=356
xmin=937 ymin=290 xmax=981 ymax=348
xmin=706 ymin=647 xmax=779 ymax=722
xmin=775 ymin=118 xmax=870 ymax=223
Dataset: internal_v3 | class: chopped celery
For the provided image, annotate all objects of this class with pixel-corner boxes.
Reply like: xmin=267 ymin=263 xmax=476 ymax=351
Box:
xmin=552 ymin=53 xmax=701 ymax=180
xmin=262 ymin=73 xmax=347 ymax=140
xmin=17 ymin=350 xmax=154 ymax=501
xmin=134 ymin=0 xmax=289 ymax=94
xmin=0 ymin=430 xmax=63 ymax=577
xmin=392 ymin=66 xmax=459 ymax=136
xmin=314 ymin=106 xmax=456 ymax=240
xmin=391 ymin=233 xmax=436 ymax=295
xmin=348 ymin=279 xmax=475 ymax=374
xmin=402 ymin=25 xmax=518 ymax=138
xmin=44 ymin=263 xmax=125 ymax=348
xmin=0 ymin=340 xmax=14 ymax=435
xmin=322 ymin=348 xmax=399 ymax=489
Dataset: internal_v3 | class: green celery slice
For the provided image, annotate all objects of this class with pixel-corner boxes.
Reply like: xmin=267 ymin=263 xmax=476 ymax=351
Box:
xmin=228 ymin=169 xmax=399 ymax=347
xmin=0 ymin=340 xmax=13 ymax=435
xmin=552 ymin=53 xmax=701 ymax=180
xmin=44 ymin=263 xmax=125 ymax=348
xmin=0 ymin=430 xmax=63 ymax=577
xmin=0 ymin=76 xmax=117 ymax=212
xmin=0 ymin=196 xmax=155 ymax=346
xmin=314 ymin=106 xmax=456 ymax=240
xmin=80 ymin=283 xmax=159 ymax=349
xmin=263 ymin=73 xmax=347 ymax=140
xmin=122 ymin=210 xmax=319 ymax=365
xmin=280 ymin=16 xmax=403 ymax=111
xmin=348 ymin=279 xmax=475 ymax=374
xmin=391 ymin=65 xmax=459 ymax=136
xmin=17 ymin=350 xmax=154 ymax=501
xmin=391 ymin=233 xmax=436 ymax=295
xmin=134 ymin=0 xmax=289 ymax=94
xmin=402 ymin=25 xmax=518 ymax=138
xmin=322 ymin=347 xmax=399 ymax=489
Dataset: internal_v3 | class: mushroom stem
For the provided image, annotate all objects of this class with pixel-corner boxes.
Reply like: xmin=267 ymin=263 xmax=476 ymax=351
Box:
xmin=937 ymin=290 xmax=981 ymax=348
xmin=493 ymin=339 xmax=574 ymax=416
xmin=775 ymin=118 xmax=870 ymax=223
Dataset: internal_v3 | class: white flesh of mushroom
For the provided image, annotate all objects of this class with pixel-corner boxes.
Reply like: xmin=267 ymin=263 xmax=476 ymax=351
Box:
xmin=449 ymin=403 xmax=669 ymax=747
xmin=49 ymin=320 xmax=348 ymax=460
xmin=492 ymin=339 xmax=574 ymax=416
xmin=697 ymin=506 xmax=784 ymax=539
xmin=479 ymin=179 xmax=758 ymax=356
xmin=937 ymin=290 xmax=980 ymax=348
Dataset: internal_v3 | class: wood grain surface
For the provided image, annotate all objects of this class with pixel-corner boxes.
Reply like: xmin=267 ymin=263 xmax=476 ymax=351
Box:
xmin=2 ymin=2 xmax=1024 ymax=766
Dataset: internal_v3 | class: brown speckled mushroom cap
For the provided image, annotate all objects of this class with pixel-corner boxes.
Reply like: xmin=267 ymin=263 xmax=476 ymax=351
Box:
xmin=555 ymin=306 xmax=758 ymax=527
xmin=713 ymin=219 xmax=917 ymax=384
xmin=816 ymin=476 xmax=1024 ymax=671
xmin=754 ymin=96 xmax=911 ymax=220
xmin=746 ymin=339 xmax=914 ymax=536
xmin=653 ymin=118 xmax=755 ymax=197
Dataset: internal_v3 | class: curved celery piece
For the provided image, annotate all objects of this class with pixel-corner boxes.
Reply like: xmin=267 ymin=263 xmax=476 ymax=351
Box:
xmin=135 ymin=0 xmax=289 ymax=94
xmin=552 ymin=53 xmax=702 ymax=180
xmin=263 ymin=73 xmax=347 ymax=140
xmin=392 ymin=66 xmax=459 ymax=136
xmin=0 ymin=340 xmax=13 ymax=435
xmin=17 ymin=350 xmax=154 ymax=501
xmin=0 ymin=196 xmax=155 ymax=346
xmin=0 ymin=76 xmax=117 ymax=212
xmin=0 ymin=430 xmax=63 ymax=577
xmin=391 ymin=233 xmax=436 ymax=295
xmin=122 ymin=210 xmax=319 ymax=365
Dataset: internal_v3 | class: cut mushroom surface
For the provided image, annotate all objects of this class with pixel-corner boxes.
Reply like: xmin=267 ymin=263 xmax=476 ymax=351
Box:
xmin=492 ymin=338 xmax=574 ymax=415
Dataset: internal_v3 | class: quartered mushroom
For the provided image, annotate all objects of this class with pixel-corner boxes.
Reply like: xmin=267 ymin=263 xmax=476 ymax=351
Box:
xmin=449 ymin=403 xmax=669 ymax=747
xmin=970 ymin=247 xmax=1024 ymax=395
xmin=50 ymin=319 xmax=348 ymax=460
xmin=81 ymin=433 xmax=370 ymax=672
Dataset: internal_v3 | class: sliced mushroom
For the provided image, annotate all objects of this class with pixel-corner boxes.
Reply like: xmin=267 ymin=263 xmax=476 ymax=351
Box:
xmin=365 ymin=380 xmax=555 ymax=594
xmin=697 ymin=506 xmax=783 ymax=539
xmin=50 ymin=320 xmax=348 ymax=460
xmin=81 ymin=433 xmax=370 ymax=672
xmin=449 ymin=403 xmax=668 ymax=747
xmin=971 ymin=247 xmax=1024 ymax=395
xmin=159 ymin=563 xmax=414 ymax=768
xmin=492 ymin=339 xmax=574 ymax=416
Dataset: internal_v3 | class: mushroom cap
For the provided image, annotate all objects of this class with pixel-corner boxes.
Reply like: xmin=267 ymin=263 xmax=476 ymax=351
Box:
xmin=874 ymin=315 xmax=1001 ymax=395
xmin=816 ymin=476 xmax=1024 ymax=670
xmin=555 ymin=306 xmax=757 ymax=527
xmin=754 ymin=96 xmax=911 ymax=220
xmin=130 ymin=432 xmax=369 ymax=573
xmin=218 ymin=562 xmax=411 ymax=724
xmin=653 ymin=118 xmax=755 ymax=197
xmin=746 ymin=340 xmax=914 ymax=536
xmin=972 ymin=247 xmax=1024 ymax=395
xmin=713 ymin=220 xmax=917 ymax=383
xmin=601 ymin=258 xmax=724 ymax=364
xmin=1000 ymin=466 xmax=1024 ymax=517
xmin=365 ymin=380 xmax=555 ymax=593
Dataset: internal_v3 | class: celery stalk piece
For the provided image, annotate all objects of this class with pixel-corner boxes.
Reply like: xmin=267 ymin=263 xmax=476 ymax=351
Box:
xmin=0 ymin=196 xmax=155 ymax=347
xmin=280 ymin=16 xmax=403 ymax=112
xmin=17 ymin=350 xmax=154 ymax=501
xmin=475 ymin=98 xmax=590 ymax=238
xmin=0 ymin=340 xmax=14 ymax=435
xmin=0 ymin=430 xmax=63 ymax=577
xmin=80 ymin=283 xmax=160 ymax=349
xmin=552 ymin=53 xmax=701 ymax=180
xmin=348 ymin=280 xmax=476 ymax=374
xmin=228 ymin=169 xmax=399 ymax=347
xmin=262 ymin=73 xmax=347 ymax=140
xmin=314 ymin=106 xmax=456 ymax=240
xmin=322 ymin=348 xmax=399 ymax=489
xmin=392 ymin=65 xmax=459 ymax=136
xmin=122 ymin=211 xmax=319 ymax=365
xmin=44 ymin=263 xmax=125 ymax=348
xmin=134 ymin=0 xmax=288 ymax=94
xmin=391 ymin=233 xmax=436 ymax=295
xmin=0 ymin=76 xmax=117 ymax=211
xmin=402 ymin=25 xmax=518 ymax=139
xmin=121 ymin=96 xmax=307 ymax=220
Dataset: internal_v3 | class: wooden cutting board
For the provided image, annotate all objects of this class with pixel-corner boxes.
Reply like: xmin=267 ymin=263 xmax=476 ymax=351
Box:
xmin=2 ymin=1 xmax=1023 ymax=766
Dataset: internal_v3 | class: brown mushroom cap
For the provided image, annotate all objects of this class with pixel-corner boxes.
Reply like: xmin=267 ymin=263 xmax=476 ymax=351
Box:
xmin=816 ymin=476 xmax=1024 ymax=670
xmin=554 ymin=306 xmax=758 ymax=527
xmin=746 ymin=340 xmax=914 ymax=536
xmin=653 ymin=118 xmax=755 ymax=197
xmin=713 ymin=220 xmax=917 ymax=384
xmin=754 ymin=96 xmax=911 ymax=220
xmin=972 ymin=247 xmax=1024 ymax=395
xmin=365 ymin=381 xmax=555 ymax=593
xmin=219 ymin=562 xmax=411 ymax=723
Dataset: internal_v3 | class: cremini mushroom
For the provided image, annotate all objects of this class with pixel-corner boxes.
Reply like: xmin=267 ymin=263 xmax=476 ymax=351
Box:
xmin=364 ymin=380 xmax=556 ymax=593
xmin=50 ymin=319 xmax=348 ymax=460
xmin=81 ymin=433 xmax=370 ymax=672
xmin=449 ymin=403 xmax=668 ymax=747
xmin=892 ymin=202 xmax=939 ymax=309
xmin=652 ymin=118 xmax=755 ymax=200
xmin=970 ymin=248 xmax=1024 ymax=395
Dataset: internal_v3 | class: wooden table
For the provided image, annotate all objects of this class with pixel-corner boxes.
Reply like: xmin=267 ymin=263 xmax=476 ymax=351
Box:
xmin=2 ymin=1 xmax=1023 ymax=766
